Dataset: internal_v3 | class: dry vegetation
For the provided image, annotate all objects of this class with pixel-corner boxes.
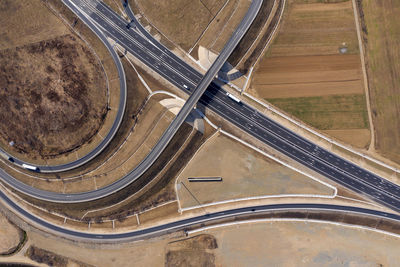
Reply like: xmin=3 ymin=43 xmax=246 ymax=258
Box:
xmin=135 ymin=0 xmax=227 ymax=51
xmin=250 ymin=0 xmax=371 ymax=148
xmin=0 ymin=0 xmax=108 ymax=159
xmin=358 ymin=0 xmax=400 ymax=163
xmin=0 ymin=35 xmax=107 ymax=159
xmin=0 ymin=213 xmax=25 ymax=256
xmin=176 ymin=133 xmax=334 ymax=209
xmin=26 ymin=246 xmax=94 ymax=267
xmin=166 ymin=234 xmax=218 ymax=267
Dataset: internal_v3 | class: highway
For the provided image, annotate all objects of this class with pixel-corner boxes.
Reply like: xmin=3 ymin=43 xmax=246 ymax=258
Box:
xmin=0 ymin=0 xmax=398 ymax=244
xmin=1 ymin=182 xmax=398 ymax=242
xmin=67 ymin=0 xmax=400 ymax=212
xmin=0 ymin=0 xmax=262 ymax=203
xmin=0 ymin=3 xmax=127 ymax=173
xmin=0 ymin=0 xmax=398 ymax=213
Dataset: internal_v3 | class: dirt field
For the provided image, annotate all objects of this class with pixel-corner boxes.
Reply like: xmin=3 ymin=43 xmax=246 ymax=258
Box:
xmin=165 ymin=234 xmax=217 ymax=266
xmin=9 ymin=218 xmax=399 ymax=267
xmin=0 ymin=0 xmax=69 ymax=50
xmin=268 ymin=94 xmax=369 ymax=130
xmin=198 ymin=0 xmax=252 ymax=54
xmin=211 ymin=221 xmax=400 ymax=266
xmin=135 ymin=0 xmax=227 ymax=51
xmin=176 ymin=134 xmax=334 ymax=209
xmin=250 ymin=0 xmax=370 ymax=148
xmin=26 ymin=246 xmax=94 ymax=267
xmin=0 ymin=0 xmax=108 ymax=159
xmin=251 ymin=54 xmax=364 ymax=98
xmin=268 ymin=0 xmax=359 ymax=57
xmin=358 ymin=0 xmax=400 ymax=163
xmin=323 ymin=128 xmax=370 ymax=149
xmin=0 ymin=213 xmax=24 ymax=255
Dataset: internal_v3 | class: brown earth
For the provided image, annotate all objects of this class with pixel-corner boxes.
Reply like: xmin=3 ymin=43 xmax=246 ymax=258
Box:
xmin=166 ymin=234 xmax=218 ymax=267
xmin=0 ymin=34 xmax=108 ymax=159
xmin=0 ymin=213 xmax=25 ymax=255
xmin=357 ymin=0 xmax=400 ymax=163
xmin=251 ymin=54 xmax=363 ymax=98
xmin=26 ymin=246 xmax=94 ymax=267
xmin=135 ymin=0 xmax=227 ymax=51
xmin=323 ymin=128 xmax=370 ymax=149
xmin=268 ymin=0 xmax=359 ymax=57
xmin=0 ymin=0 xmax=68 ymax=50
xmin=10 ymin=218 xmax=399 ymax=267
xmin=249 ymin=0 xmax=370 ymax=148
xmin=176 ymin=134 xmax=334 ymax=209
xmin=227 ymin=0 xmax=275 ymax=67
xmin=0 ymin=0 xmax=108 ymax=160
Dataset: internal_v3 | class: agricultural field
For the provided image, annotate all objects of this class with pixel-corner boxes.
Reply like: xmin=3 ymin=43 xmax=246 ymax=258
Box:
xmin=249 ymin=0 xmax=371 ymax=149
xmin=360 ymin=0 xmax=400 ymax=163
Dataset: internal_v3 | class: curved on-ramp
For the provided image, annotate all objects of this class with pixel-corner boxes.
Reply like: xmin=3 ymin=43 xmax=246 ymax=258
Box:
xmin=0 ymin=185 xmax=398 ymax=243
xmin=0 ymin=0 xmax=263 ymax=203
xmin=0 ymin=1 xmax=127 ymax=173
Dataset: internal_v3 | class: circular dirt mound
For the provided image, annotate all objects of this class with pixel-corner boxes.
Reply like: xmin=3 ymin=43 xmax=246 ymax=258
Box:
xmin=0 ymin=34 xmax=108 ymax=159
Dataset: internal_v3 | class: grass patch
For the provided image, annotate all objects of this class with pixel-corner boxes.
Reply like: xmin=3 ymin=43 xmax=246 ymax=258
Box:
xmin=267 ymin=94 xmax=369 ymax=130
xmin=359 ymin=0 xmax=400 ymax=163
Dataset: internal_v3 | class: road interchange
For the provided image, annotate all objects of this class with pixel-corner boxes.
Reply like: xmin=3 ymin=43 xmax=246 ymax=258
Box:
xmin=0 ymin=183 xmax=398 ymax=242
xmin=63 ymin=0 xmax=400 ymax=212
xmin=0 ymin=3 xmax=127 ymax=173
xmin=0 ymin=0 xmax=398 ymax=243
xmin=0 ymin=0 xmax=397 ymax=210
xmin=0 ymin=0 xmax=262 ymax=202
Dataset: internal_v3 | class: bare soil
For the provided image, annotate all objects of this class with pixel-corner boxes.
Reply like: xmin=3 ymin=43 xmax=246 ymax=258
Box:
xmin=176 ymin=133 xmax=334 ymax=209
xmin=0 ymin=0 xmax=109 ymax=160
xmin=357 ymin=0 xmax=400 ymax=163
xmin=211 ymin=220 xmax=400 ymax=266
xmin=26 ymin=246 xmax=94 ymax=267
xmin=13 ymin=213 xmax=400 ymax=267
xmin=0 ymin=0 xmax=68 ymax=50
xmin=249 ymin=0 xmax=370 ymax=148
xmin=166 ymin=234 xmax=217 ymax=267
xmin=251 ymin=54 xmax=364 ymax=98
xmin=0 ymin=213 xmax=25 ymax=256
xmin=323 ymin=128 xmax=370 ymax=149
xmin=268 ymin=0 xmax=359 ymax=57
xmin=135 ymin=0 xmax=227 ymax=51
xmin=0 ymin=34 xmax=108 ymax=159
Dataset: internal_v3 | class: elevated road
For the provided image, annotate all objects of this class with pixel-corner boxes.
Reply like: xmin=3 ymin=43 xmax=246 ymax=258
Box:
xmin=0 ymin=0 xmax=262 ymax=202
xmin=0 ymin=0 xmax=398 ymax=213
xmin=0 ymin=0 xmax=399 ymax=243
xmin=66 ymin=0 xmax=400 ymax=212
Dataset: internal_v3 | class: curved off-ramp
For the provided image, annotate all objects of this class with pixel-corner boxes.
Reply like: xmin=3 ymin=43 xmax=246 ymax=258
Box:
xmin=0 ymin=1 xmax=127 ymax=173
xmin=0 ymin=0 xmax=262 ymax=203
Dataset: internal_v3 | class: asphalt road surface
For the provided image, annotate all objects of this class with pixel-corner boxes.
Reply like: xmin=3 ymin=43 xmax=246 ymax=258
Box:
xmin=0 ymin=0 xmax=399 ymax=213
xmin=0 ymin=0 xmax=262 ymax=203
xmin=1 ymin=183 xmax=398 ymax=242
xmin=67 ymin=0 xmax=400 ymax=212
xmin=0 ymin=2 xmax=127 ymax=173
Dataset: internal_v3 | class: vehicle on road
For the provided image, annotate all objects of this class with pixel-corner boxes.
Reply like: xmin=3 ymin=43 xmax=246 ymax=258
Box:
xmin=227 ymin=92 xmax=241 ymax=103
xmin=22 ymin=164 xmax=39 ymax=172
